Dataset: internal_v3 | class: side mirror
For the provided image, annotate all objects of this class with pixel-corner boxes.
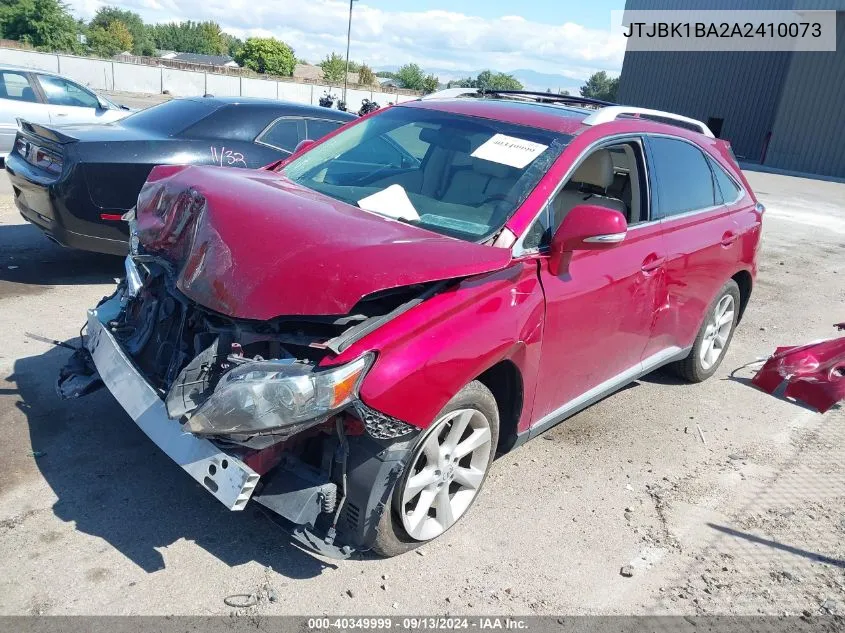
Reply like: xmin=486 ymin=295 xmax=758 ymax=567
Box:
xmin=96 ymin=96 xmax=110 ymax=110
xmin=548 ymin=204 xmax=628 ymax=276
xmin=293 ymin=139 xmax=316 ymax=154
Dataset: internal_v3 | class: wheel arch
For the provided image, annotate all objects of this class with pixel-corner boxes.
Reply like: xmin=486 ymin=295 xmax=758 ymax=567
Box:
xmin=474 ymin=359 xmax=524 ymax=454
xmin=731 ymin=269 xmax=753 ymax=322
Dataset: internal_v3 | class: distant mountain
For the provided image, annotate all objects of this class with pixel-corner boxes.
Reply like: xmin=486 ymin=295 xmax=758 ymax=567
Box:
xmin=373 ymin=65 xmax=587 ymax=94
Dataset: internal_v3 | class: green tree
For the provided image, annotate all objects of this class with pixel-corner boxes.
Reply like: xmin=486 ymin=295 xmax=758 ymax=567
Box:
xmin=234 ymin=37 xmax=296 ymax=76
xmin=221 ymin=32 xmax=242 ymax=58
xmin=89 ymin=6 xmax=153 ymax=55
xmin=421 ymin=74 xmax=439 ymax=94
xmin=475 ymin=70 xmax=522 ymax=91
xmin=150 ymin=21 xmax=227 ymax=55
xmin=394 ymin=63 xmax=425 ymax=90
xmin=0 ymin=0 xmax=80 ymax=52
xmin=449 ymin=71 xmax=522 ymax=91
xmin=319 ymin=52 xmax=346 ymax=83
xmin=358 ymin=63 xmax=376 ymax=86
xmin=448 ymin=76 xmax=474 ymax=88
xmin=579 ymin=71 xmax=619 ymax=102
xmin=375 ymin=70 xmax=394 ymax=79
xmin=88 ymin=20 xmax=133 ymax=56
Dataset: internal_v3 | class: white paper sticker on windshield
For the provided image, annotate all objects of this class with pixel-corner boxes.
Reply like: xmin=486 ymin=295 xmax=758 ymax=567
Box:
xmin=357 ymin=184 xmax=420 ymax=221
xmin=471 ymin=134 xmax=548 ymax=169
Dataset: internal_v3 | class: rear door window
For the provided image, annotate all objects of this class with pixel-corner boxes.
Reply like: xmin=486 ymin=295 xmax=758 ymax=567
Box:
xmin=648 ymin=136 xmax=716 ymax=218
xmin=0 ymin=71 xmax=37 ymax=102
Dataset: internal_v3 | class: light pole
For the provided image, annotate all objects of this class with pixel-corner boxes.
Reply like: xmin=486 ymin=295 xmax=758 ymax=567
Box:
xmin=343 ymin=0 xmax=357 ymax=105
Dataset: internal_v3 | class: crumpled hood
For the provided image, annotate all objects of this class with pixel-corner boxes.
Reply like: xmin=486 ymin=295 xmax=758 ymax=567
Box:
xmin=135 ymin=165 xmax=512 ymax=320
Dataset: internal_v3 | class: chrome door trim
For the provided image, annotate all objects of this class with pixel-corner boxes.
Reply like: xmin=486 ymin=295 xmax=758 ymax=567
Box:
xmin=528 ymin=345 xmax=690 ymax=438
xmin=583 ymin=231 xmax=627 ymax=244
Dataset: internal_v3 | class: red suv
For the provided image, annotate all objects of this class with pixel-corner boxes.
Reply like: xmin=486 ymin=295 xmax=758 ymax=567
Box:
xmin=61 ymin=90 xmax=762 ymax=557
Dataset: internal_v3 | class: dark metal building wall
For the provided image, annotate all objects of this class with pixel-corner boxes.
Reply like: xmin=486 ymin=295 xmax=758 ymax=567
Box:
xmin=617 ymin=0 xmax=845 ymax=174
xmin=764 ymin=12 xmax=845 ymax=177
xmin=617 ymin=49 xmax=790 ymax=161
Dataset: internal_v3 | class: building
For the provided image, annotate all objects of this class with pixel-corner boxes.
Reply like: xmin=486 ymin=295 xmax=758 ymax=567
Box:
xmin=617 ymin=0 xmax=845 ymax=178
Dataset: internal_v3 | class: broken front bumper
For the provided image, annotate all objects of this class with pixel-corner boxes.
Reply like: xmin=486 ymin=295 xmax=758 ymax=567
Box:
xmin=85 ymin=295 xmax=260 ymax=510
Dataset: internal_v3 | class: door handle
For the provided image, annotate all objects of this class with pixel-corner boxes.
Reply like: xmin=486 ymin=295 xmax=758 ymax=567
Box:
xmin=55 ymin=113 xmax=68 ymax=117
xmin=641 ymin=254 xmax=665 ymax=273
xmin=721 ymin=231 xmax=738 ymax=247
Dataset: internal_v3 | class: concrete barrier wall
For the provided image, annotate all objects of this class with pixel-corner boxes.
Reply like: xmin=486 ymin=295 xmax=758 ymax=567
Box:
xmin=241 ymin=77 xmax=277 ymax=99
xmin=373 ymin=90 xmax=405 ymax=105
xmin=278 ymin=82 xmax=313 ymax=104
xmin=1 ymin=48 xmax=58 ymax=72
xmin=205 ymin=73 xmax=240 ymax=97
xmin=58 ymin=56 xmax=114 ymax=91
xmin=112 ymin=61 xmax=161 ymax=93
xmin=0 ymin=48 xmax=419 ymax=109
xmin=161 ymin=68 xmax=205 ymax=96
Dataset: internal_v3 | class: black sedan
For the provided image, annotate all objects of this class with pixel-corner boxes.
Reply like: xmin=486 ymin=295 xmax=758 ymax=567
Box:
xmin=6 ymin=97 xmax=356 ymax=255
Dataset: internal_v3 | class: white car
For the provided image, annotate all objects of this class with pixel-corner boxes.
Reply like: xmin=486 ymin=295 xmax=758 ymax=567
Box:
xmin=0 ymin=65 xmax=133 ymax=158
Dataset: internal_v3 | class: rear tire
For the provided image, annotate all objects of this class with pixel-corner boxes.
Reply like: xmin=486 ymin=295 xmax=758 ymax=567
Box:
xmin=673 ymin=279 xmax=740 ymax=383
xmin=371 ymin=381 xmax=499 ymax=557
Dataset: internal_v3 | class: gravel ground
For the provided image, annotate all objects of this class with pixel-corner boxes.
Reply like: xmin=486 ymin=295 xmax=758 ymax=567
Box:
xmin=0 ymin=169 xmax=843 ymax=616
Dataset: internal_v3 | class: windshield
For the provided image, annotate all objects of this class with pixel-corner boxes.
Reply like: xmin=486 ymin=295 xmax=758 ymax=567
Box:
xmin=282 ymin=106 xmax=571 ymax=242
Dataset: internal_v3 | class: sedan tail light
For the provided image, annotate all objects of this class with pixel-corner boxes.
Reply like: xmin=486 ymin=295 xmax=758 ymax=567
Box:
xmin=15 ymin=136 xmax=64 ymax=175
xmin=32 ymin=146 xmax=63 ymax=175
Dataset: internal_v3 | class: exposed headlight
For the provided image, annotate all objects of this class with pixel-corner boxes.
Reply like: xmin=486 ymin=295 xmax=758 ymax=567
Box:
xmin=185 ymin=354 xmax=374 ymax=437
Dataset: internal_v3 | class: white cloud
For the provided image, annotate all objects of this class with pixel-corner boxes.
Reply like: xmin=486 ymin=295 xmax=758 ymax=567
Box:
xmin=66 ymin=0 xmax=624 ymax=82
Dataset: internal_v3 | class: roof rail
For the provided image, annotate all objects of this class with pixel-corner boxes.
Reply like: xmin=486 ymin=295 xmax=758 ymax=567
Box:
xmin=581 ymin=106 xmax=715 ymax=138
xmin=483 ymin=90 xmax=616 ymax=108
xmin=419 ymin=88 xmax=617 ymax=109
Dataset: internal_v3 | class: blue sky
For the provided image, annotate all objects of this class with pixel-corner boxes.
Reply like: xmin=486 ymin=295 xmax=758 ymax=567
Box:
xmin=362 ymin=0 xmax=625 ymax=29
xmin=68 ymin=0 xmax=627 ymax=88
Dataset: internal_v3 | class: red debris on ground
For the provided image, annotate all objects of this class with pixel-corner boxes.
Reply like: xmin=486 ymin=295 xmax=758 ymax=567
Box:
xmin=752 ymin=324 xmax=845 ymax=413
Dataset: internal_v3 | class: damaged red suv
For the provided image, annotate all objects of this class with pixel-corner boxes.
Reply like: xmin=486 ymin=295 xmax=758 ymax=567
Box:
xmin=61 ymin=91 xmax=763 ymax=557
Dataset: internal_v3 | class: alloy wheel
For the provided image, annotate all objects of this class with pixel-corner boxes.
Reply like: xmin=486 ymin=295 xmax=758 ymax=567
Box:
xmin=400 ymin=408 xmax=493 ymax=541
xmin=700 ymin=294 xmax=735 ymax=370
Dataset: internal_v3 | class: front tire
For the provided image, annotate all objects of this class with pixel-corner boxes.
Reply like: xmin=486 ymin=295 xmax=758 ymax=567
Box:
xmin=371 ymin=381 xmax=499 ymax=557
xmin=673 ymin=279 xmax=740 ymax=382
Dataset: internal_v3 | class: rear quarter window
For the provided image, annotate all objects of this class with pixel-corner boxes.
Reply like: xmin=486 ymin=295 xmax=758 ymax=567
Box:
xmin=708 ymin=157 xmax=742 ymax=204
xmin=0 ymin=71 xmax=36 ymax=102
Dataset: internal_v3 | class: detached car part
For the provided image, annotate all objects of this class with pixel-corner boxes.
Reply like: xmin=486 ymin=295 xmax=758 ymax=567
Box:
xmin=752 ymin=323 xmax=845 ymax=413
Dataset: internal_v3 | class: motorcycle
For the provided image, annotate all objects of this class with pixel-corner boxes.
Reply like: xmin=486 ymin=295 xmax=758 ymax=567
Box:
xmin=358 ymin=99 xmax=380 ymax=116
xmin=318 ymin=91 xmax=335 ymax=108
